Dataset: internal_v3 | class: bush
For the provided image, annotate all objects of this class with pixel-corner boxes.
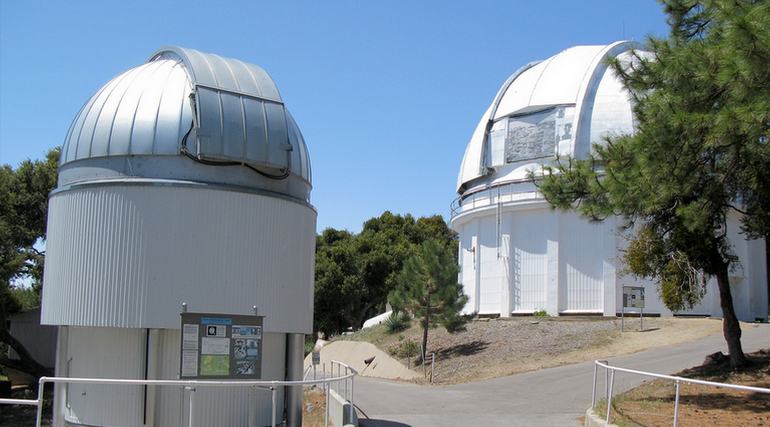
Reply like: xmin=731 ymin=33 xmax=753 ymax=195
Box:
xmin=533 ymin=309 xmax=549 ymax=317
xmin=387 ymin=339 xmax=420 ymax=359
xmin=384 ymin=311 xmax=411 ymax=334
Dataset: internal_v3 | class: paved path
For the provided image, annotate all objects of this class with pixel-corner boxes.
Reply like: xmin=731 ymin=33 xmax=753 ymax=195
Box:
xmin=354 ymin=323 xmax=770 ymax=427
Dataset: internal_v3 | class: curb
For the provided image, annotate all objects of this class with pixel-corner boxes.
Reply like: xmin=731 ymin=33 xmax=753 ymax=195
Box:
xmin=584 ymin=408 xmax=618 ymax=427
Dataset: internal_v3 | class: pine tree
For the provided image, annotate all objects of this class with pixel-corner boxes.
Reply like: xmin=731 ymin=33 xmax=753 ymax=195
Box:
xmin=537 ymin=0 xmax=770 ymax=369
xmin=389 ymin=240 xmax=469 ymax=362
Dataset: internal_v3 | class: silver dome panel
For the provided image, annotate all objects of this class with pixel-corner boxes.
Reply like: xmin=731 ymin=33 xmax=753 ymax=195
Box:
xmin=60 ymin=46 xmax=311 ymax=184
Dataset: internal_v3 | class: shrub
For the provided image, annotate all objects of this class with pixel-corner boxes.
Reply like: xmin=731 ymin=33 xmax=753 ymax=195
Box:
xmin=384 ymin=311 xmax=411 ymax=334
xmin=387 ymin=339 xmax=420 ymax=359
xmin=533 ymin=309 xmax=549 ymax=317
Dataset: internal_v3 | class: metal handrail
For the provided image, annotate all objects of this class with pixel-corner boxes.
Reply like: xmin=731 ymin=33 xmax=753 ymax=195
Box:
xmin=0 ymin=360 xmax=358 ymax=427
xmin=592 ymin=360 xmax=770 ymax=426
xmin=450 ymin=179 xmax=543 ymax=218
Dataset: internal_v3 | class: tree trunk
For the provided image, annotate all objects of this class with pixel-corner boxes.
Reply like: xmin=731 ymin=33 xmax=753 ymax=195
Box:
xmin=421 ymin=304 xmax=430 ymax=364
xmin=714 ymin=261 xmax=748 ymax=369
xmin=0 ymin=328 xmax=52 ymax=378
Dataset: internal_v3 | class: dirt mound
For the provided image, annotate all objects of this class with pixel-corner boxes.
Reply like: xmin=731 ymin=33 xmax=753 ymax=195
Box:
xmin=303 ymin=341 xmax=420 ymax=381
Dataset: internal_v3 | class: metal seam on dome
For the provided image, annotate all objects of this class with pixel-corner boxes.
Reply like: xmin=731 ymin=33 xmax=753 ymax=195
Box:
xmin=219 ymin=54 xmax=243 ymax=93
xmin=102 ymin=65 xmax=146 ymax=158
xmin=127 ymin=60 xmax=168 ymax=155
xmin=70 ymin=75 xmax=120 ymax=162
xmin=234 ymin=58 xmax=263 ymax=99
xmin=526 ymin=56 xmax=554 ymax=106
xmin=149 ymin=60 xmax=180 ymax=155
xmin=80 ymin=69 xmax=136 ymax=160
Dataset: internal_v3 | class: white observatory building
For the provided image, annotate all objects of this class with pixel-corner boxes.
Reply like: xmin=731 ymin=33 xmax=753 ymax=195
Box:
xmin=41 ymin=47 xmax=314 ymax=426
xmin=451 ymin=41 xmax=767 ymax=320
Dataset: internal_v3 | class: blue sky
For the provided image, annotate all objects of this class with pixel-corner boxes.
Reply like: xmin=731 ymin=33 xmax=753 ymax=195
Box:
xmin=0 ymin=1 xmax=669 ymax=232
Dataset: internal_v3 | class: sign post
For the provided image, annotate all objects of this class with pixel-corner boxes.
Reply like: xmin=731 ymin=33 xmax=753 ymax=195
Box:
xmin=179 ymin=312 xmax=264 ymax=380
xmin=622 ymin=286 xmax=645 ymax=332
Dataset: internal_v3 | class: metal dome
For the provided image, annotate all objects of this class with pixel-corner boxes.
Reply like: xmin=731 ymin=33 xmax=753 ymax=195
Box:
xmin=60 ymin=46 xmax=311 ymax=200
xmin=456 ymin=41 xmax=642 ymax=193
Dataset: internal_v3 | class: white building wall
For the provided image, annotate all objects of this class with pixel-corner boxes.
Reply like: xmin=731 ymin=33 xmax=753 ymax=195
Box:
xmin=559 ymin=212 xmax=604 ymax=312
xmin=454 ymin=200 xmax=767 ymax=321
xmin=54 ymin=327 xmax=287 ymax=427
xmin=511 ymin=210 xmax=549 ymax=313
xmin=460 ymin=223 xmax=478 ymax=314
xmin=478 ymin=216 xmax=504 ymax=313
xmin=41 ymin=184 xmax=316 ymax=333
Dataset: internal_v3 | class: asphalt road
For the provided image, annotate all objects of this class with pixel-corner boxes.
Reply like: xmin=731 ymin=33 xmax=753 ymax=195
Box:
xmin=354 ymin=322 xmax=770 ymax=427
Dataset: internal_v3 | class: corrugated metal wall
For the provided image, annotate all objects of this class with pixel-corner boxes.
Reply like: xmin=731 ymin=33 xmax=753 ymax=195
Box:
xmin=42 ymin=184 xmax=315 ymax=333
xmin=57 ymin=327 xmax=287 ymax=427
xmin=559 ymin=213 xmax=604 ymax=312
xmin=154 ymin=329 xmax=286 ymax=427
xmin=63 ymin=327 xmax=146 ymax=426
xmin=511 ymin=211 xmax=548 ymax=312
xmin=478 ymin=217 xmax=504 ymax=313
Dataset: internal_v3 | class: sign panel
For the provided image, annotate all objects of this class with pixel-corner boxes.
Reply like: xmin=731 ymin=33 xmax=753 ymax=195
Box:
xmin=312 ymin=351 xmax=320 ymax=365
xmin=179 ymin=312 xmax=263 ymax=380
xmin=623 ymin=286 xmax=645 ymax=309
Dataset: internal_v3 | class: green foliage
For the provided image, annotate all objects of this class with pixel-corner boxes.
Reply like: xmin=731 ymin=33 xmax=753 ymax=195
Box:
xmin=383 ymin=310 xmax=411 ymax=334
xmin=536 ymin=0 xmax=769 ymax=367
xmin=9 ymin=286 xmax=40 ymax=311
xmin=0 ymin=148 xmax=59 ymax=314
xmin=314 ymin=212 xmax=457 ymax=336
xmin=0 ymin=148 xmax=59 ymax=377
xmin=387 ymin=338 xmax=419 ymax=359
xmin=533 ymin=309 xmax=549 ymax=317
xmin=389 ymin=240 xmax=469 ymax=358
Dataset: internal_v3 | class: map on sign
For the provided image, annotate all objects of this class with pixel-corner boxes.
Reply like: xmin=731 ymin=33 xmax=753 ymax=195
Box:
xmin=179 ymin=312 xmax=263 ymax=380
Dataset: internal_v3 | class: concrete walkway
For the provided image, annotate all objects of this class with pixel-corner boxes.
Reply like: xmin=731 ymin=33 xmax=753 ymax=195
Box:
xmin=354 ymin=323 xmax=770 ymax=427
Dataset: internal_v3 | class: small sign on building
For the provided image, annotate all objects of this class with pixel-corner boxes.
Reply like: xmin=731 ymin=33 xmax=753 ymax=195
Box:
xmin=180 ymin=312 xmax=264 ymax=380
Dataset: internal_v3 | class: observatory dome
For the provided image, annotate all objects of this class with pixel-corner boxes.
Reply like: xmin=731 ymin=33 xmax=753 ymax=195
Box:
xmin=457 ymin=41 xmax=639 ymax=193
xmin=60 ymin=46 xmax=311 ymax=201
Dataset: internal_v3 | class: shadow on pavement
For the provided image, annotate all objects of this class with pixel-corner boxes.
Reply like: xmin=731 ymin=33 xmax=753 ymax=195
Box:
xmin=359 ymin=419 xmax=413 ymax=427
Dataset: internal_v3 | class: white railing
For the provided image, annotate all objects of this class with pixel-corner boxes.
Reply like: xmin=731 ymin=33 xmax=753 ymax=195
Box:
xmin=0 ymin=360 xmax=358 ymax=427
xmin=592 ymin=359 xmax=770 ymax=426
xmin=450 ymin=180 xmax=543 ymax=218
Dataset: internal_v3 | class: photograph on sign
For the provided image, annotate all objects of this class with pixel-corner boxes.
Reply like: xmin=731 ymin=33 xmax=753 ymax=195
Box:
xmin=206 ymin=325 xmax=227 ymax=337
xmin=233 ymin=325 xmax=261 ymax=338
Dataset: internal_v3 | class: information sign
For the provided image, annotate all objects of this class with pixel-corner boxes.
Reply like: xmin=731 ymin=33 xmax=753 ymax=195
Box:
xmin=623 ymin=286 xmax=645 ymax=308
xmin=179 ymin=312 xmax=263 ymax=380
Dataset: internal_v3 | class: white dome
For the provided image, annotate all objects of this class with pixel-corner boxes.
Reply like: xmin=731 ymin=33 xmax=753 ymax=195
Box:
xmin=456 ymin=41 xmax=642 ymax=193
xmin=60 ymin=46 xmax=311 ymax=197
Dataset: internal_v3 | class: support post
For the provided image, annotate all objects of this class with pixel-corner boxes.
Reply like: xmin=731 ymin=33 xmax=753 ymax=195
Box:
xmin=187 ymin=387 xmax=195 ymax=427
xmin=324 ymin=382 xmax=330 ymax=427
xmin=285 ymin=333 xmax=304 ymax=427
xmin=606 ymin=370 xmax=615 ymax=423
xmin=35 ymin=379 xmax=45 ymax=427
xmin=271 ymin=386 xmax=277 ymax=427
xmin=591 ymin=363 xmax=598 ymax=408
xmin=673 ymin=380 xmax=681 ymax=427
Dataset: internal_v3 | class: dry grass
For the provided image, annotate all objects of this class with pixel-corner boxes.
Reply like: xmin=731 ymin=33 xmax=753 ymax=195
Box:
xmin=341 ymin=316 xmax=726 ymax=384
xmin=595 ymin=349 xmax=770 ymax=427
